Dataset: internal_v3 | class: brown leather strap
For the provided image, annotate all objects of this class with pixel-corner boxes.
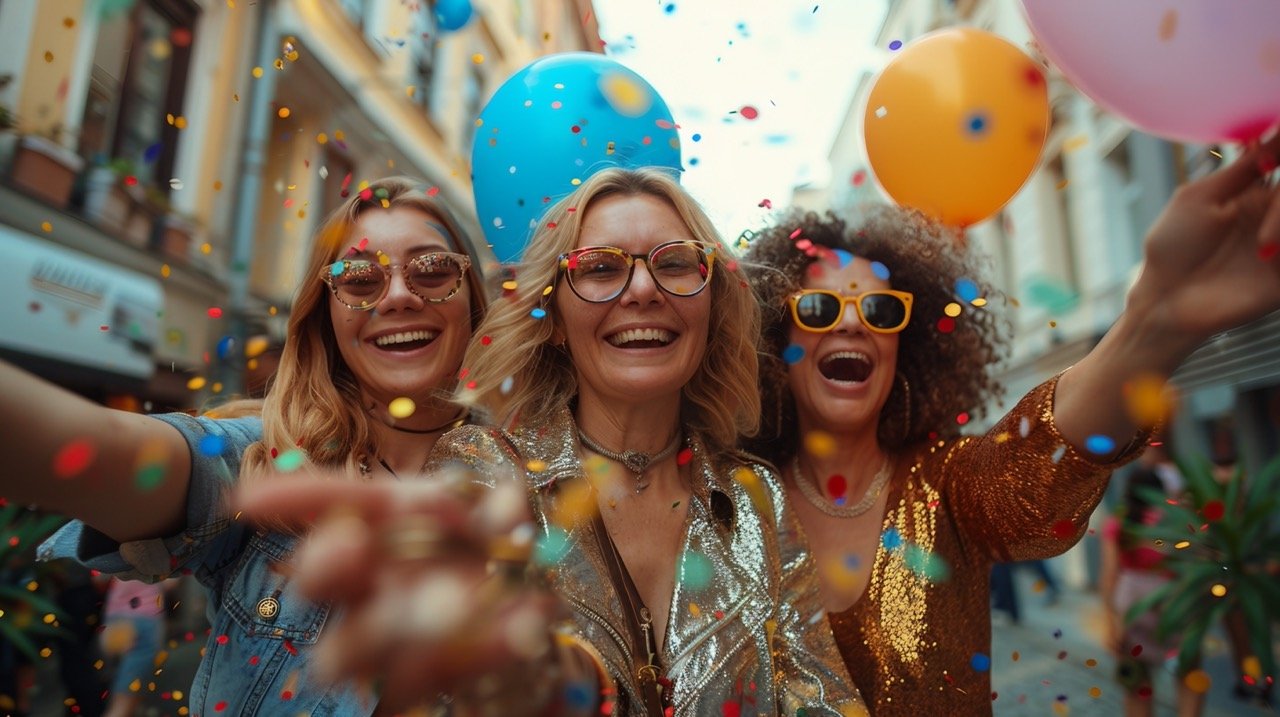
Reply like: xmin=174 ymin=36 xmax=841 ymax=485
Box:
xmin=590 ymin=510 xmax=668 ymax=717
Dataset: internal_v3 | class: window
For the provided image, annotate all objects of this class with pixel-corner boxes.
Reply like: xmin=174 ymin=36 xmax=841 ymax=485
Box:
xmin=78 ymin=0 xmax=197 ymax=190
xmin=460 ymin=56 xmax=485 ymax=151
xmin=339 ymin=0 xmax=371 ymax=29
xmin=1043 ymin=154 xmax=1079 ymax=292
xmin=409 ymin=5 xmax=438 ymax=111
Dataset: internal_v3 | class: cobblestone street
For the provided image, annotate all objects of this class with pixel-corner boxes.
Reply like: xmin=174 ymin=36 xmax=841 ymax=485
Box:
xmin=992 ymin=573 xmax=1274 ymax=716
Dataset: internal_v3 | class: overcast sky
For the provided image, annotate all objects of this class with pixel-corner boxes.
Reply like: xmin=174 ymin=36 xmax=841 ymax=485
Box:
xmin=593 ymin=0 xmax=889 ymax=239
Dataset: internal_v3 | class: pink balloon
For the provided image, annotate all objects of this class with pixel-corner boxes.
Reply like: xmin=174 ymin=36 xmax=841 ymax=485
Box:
xmin=1021 ymin=0 xmax=1280 ymax=143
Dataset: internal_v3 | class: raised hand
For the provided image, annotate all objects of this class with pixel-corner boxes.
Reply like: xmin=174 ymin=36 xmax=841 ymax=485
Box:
xmin=1130 ymin=132 xmax=1280 ymax=345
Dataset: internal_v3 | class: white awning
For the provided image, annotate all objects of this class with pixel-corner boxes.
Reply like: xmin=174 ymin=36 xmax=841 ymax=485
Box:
xmin=0 ymin=225 xmax=162 ymax=381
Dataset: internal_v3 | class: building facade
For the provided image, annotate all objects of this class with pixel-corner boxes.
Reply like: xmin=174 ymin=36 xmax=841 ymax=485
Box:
xmin=0 ymin=0 xmax=600 ymax=408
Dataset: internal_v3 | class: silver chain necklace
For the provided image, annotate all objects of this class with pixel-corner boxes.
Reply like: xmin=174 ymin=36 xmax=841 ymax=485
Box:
xmin=790 ymin=454 xmax=892 ymax=518
xmin=577 ymin=429 xmax=682 ymax=493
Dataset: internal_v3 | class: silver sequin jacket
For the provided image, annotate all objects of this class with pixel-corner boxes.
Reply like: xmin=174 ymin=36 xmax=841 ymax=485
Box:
xmin=428 ymin=407 xmax=865 ymax=717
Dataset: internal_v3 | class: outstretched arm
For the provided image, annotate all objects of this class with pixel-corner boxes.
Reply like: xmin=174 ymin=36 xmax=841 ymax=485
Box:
xmin=0 ymin=361 xmax=190 ymax=543
xmin=1055 ymin=134 xmax=1280 ymax=454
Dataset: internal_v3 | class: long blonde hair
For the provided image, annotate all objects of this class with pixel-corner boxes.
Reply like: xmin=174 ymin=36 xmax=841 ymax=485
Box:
xmin=239 ymin=177 xmax=487 ymax=484
xmin=457 ymin=167 xmax=759 ymax=453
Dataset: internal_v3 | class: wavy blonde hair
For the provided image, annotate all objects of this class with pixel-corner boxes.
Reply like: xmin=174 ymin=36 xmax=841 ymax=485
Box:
xmin=457 ymin=167 xmax=760 ymax=453
xmin=239 ymin=177 xmax=488 ymax=485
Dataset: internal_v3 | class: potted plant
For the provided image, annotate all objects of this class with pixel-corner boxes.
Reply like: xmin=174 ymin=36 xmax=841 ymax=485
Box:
xmin=0 ymin=503 xmax=68 ymax=661
xmin=160 ymin=210 xmax=202 ymax=262
xmin=1126 ymin=452 xmax=1280 ymax=680
xmin=8 ymin=124 xmax=84 ymax=208
xmin=81 ymin=156 xmax=136 ymax=234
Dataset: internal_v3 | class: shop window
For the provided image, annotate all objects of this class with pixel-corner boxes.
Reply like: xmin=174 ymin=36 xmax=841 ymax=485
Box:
xmin=77 ymin=0 xmax=197 ymax=191
xmin=410 ymin=4 xmax=438 ymax=112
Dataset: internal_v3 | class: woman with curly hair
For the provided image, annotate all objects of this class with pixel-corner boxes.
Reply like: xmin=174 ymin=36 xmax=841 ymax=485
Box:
xmin=741 ymin=134 xmax=1280 ymax=715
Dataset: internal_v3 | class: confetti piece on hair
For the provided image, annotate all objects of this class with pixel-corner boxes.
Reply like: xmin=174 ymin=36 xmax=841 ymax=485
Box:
xmin=676 ymin=447 xmax=693 ymax=466
xmin=955 ymin=278 xmax=979 ymax=302
xmin=971 ymin=653 xmax=991 ymax=672
xmin=1083 ymin=434 xmax=1115 ymax=455
xmin=936 ymin=317 xmax=956 ymax=333
xmin=273 ymin=449 xmax=305 ymax=472
xmin=1051 ymin=520 xmax=1076 ymax=539
xmin=1019 ymin=416 xmax=1031 ymax=438
xmin=388 ymin=397 xmax=416 ymax=419
xmin=530 ymin=308 xmax=547 ymax=319
xmin=1051 ymin=444 xmax=1067 ymax=463
xmin=782 ymin=344 xmax=805 ymax=364
xmin=197 ymin=435 xmax=225 ymax=457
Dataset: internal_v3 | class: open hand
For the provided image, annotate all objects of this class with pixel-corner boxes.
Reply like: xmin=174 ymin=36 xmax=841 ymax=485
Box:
xmin=1130 ymin=132 xmax=1280 ymax=343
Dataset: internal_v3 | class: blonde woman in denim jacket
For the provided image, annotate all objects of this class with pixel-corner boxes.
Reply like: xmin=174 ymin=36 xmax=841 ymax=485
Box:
xmin=12 ymin=177 xmax=490 ymax=715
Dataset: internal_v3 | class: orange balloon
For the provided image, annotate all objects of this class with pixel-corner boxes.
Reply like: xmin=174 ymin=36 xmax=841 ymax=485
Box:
xmin=864 ymin=28 xmax=1049 ymax=227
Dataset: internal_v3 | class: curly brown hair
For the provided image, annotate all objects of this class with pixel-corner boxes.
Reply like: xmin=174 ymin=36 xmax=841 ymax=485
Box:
xmin=742 ymin=205 xmax=1010 ymax=465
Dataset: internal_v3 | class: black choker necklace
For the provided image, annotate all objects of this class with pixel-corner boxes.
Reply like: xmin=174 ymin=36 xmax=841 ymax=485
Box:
xmin=385 ymin=409 xmax=469 ymax=434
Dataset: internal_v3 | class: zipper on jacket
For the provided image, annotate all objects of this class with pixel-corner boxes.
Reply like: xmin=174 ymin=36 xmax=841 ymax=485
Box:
xmin=566 ymin=594 xmax=635 ymax=667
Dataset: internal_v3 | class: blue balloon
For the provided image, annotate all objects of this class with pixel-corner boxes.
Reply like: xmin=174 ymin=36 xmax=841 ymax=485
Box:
xmin=471 ymin=53 xmax=682 ymax=263
xmin=435 ymin=0 xmax=472 ymax=32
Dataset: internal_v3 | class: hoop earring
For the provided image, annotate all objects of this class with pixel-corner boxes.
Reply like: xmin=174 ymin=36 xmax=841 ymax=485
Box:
xmin=894 ymin=371 xmax=911 ymax=441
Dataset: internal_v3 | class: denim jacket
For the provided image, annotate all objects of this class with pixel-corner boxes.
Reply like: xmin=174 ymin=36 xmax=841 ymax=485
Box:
xmin=39 ymin=414 xmax=372 ymax=716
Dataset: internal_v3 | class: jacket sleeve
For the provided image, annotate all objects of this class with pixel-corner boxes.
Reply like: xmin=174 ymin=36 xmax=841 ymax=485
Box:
xmin=937 ymin=374 xmax=1148 ymax=562
xmin=38 ymin=414 xmax=262 ymax=587
xmin=425 ymin=424 xmax=524 ymax=487
xmin=757 ymin=462 xmax=868 ymax=716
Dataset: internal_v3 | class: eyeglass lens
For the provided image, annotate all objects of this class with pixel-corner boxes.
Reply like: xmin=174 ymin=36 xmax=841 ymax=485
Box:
xmin=566 ymin=243 xmax=710 ymax=302
xmin=795 ymin=292 xmax=906 ymax=330
xmin=330 ymin=253 xmax=464 ymax=307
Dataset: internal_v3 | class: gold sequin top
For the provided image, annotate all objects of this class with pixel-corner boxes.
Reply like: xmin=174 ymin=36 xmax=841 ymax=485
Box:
xmin=430 ymin=407 xmax=866 ymax=717
xmin=828 ymin=377 xmax=1143 ymax=715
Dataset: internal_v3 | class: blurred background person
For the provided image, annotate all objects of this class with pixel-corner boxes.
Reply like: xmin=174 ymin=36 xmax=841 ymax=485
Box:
xmin=1101 ymin=467 xmax=1203 ymax=717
